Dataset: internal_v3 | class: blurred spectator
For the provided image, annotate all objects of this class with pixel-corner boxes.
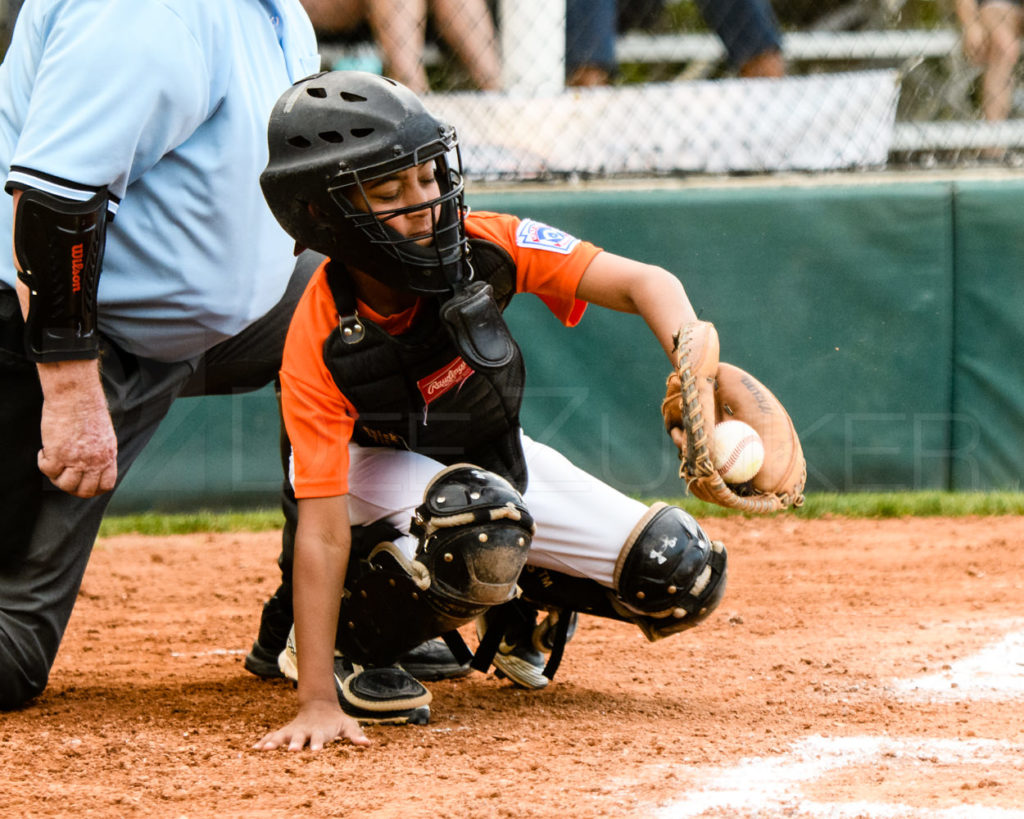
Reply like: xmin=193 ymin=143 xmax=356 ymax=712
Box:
xmin=566 ymin=0 xmax=785 ymax=86
xmin=694 ymin=0 xmax=785 ymax=78
xmin=301 ymin=0 xmax=501 ymax=92
xmin=566 ymin=0 xmax=618 ymax=86
xmin=955 ymin=0 xmax=1023 ymax=124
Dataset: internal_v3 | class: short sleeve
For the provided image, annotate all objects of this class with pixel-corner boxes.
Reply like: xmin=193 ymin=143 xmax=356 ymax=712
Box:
xmin=279 ymin=269 xmax=358 ymax=498
xmin=465 ymin=211 xmax=600 ymax=327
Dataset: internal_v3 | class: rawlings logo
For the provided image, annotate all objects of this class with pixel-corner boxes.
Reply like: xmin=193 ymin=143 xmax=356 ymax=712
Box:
xmin=418 ymin=357 xmax=474 ymax=405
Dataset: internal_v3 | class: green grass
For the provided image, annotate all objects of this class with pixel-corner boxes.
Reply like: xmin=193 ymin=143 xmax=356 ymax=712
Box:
xmin=97 ymin=492 xmax=1024 ymax=536
xmin=98 ymin=509 xmax=285 ymax=537
xmin=666 ymin=491 xmax=1024 ymax=519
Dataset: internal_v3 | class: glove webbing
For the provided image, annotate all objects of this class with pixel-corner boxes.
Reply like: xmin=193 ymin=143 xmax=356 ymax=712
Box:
xmin=677 ymin=355 xmax=714 ymax=482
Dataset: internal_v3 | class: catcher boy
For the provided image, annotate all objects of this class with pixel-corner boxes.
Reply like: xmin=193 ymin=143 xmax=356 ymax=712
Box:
xmin=251 ymin=71 xmax=803 ymax=751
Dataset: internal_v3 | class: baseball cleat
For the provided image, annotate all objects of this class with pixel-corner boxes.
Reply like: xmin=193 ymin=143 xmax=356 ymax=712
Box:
xmin=531 ymin=609 xmax=579 ymax=655
xmin=243 ymin=592 xmax=291 ymax=679
xmin=398 ymin=638 xmax=472 ymax=681
xmin=244 ymin=639 xmax=286 ymax=679
xmin=278 ymin=627 xmax=431 ymax=725
xmin=477 ymin=607 xmax=580 ymax=690
xmin=475 ymin=613 xmax=546 ymax=690
xmin=492 ymin=641 xmax=549 ymax=690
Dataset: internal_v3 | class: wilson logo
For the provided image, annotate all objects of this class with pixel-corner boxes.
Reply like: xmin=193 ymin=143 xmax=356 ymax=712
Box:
xmin=417 ymin=357 xmax=474 ymax=404
xmin=70 ymin=243 xmax=84 ymax=293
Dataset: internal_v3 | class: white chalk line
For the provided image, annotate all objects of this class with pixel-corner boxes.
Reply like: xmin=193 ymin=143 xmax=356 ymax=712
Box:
xmin=170 ymin=648 xmax=247 ymax=658
xmin=892 ymin=628 xmax=1024 ymax=701
xmin=659 ymin=625 xmax=1024 ymax=819
xmin=658 ymin=735 xmax=1024 ymax=819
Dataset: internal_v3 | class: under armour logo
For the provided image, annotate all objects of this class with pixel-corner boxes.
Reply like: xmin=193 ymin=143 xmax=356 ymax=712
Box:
xmin=649 ymin=535 xmax=678 ymax=565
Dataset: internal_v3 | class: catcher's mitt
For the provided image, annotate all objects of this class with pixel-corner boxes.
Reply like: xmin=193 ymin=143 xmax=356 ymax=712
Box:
xmin=662 ymin=321 xmax=805 ymax=513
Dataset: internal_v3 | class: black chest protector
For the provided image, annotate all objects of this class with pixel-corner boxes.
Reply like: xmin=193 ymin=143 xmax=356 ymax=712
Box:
xmin=322 ymin=239 xmax=528 ymax=491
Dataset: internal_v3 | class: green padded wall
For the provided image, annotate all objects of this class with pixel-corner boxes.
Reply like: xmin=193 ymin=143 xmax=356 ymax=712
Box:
xmin=108 ymin=179 xmax=1018 ymax=511
xmin=951 ymin=181 xmax=1024 ymax=491
xmin=471 ymin=183 xmax=955 ymax=496
xmin=113 ymin=387 xmax=283 ymax=512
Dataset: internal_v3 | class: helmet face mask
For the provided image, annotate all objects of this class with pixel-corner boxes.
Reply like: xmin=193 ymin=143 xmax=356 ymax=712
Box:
xmin=260 ymin=71 xmax=470 ymax=295
xmin=328 ymin=150 xmax=470 ymax=293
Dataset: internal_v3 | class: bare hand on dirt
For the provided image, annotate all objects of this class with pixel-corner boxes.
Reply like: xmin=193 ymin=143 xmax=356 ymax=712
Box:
xmin=254 ymin=700 xmax=371 ymax=752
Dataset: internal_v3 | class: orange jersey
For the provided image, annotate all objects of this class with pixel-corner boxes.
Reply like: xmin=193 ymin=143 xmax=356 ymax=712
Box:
xmin=280 ymin=211 xmax=602 ymax=499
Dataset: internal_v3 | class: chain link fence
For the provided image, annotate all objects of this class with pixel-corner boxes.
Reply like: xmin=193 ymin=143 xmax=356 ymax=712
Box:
xmin=311 ymin=0 xmax=1024 ymax=179
xmin=4 ymin=0 xmax=1022 ymax=178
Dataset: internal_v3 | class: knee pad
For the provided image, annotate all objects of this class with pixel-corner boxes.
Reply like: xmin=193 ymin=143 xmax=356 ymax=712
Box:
xmin=336 ymin=465 xmax=533 ymax=666
xmin=613 ymin=502 xmax=727 ymax=640
xmin=411 ymin=464 xmax=534 ymax=614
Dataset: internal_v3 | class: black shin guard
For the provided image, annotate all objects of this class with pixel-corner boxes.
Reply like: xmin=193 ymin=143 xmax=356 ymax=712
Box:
xmin=516 ymin=503 xmax=727 ymax=642
xmin=336 ymin=464 xmax=534 ymax=666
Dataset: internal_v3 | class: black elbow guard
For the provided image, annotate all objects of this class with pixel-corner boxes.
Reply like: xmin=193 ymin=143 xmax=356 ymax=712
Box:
xmin=13 ymin=187 xmax=109 ymax=362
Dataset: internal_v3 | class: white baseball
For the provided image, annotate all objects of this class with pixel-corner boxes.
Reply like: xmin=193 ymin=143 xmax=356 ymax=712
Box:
xmin=711 ymin=420 xmax=765 ymax=484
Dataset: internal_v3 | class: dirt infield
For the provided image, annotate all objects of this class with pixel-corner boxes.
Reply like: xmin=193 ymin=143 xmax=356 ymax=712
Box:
xmin=4 ymin=515 xmax=1024 ymax=818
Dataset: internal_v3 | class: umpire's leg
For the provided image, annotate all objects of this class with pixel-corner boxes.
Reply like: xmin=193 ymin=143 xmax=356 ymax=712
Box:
xmin=0 ymin=253 xmax=318 ymax=709
xmin=0 ymin=290 xmax=44 ymax=565
xmin=0 ymin=335 xmax=193 ymax=709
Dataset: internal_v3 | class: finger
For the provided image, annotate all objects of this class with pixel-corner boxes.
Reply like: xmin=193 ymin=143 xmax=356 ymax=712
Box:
xmin=37 ymin=451 xmax=87 ymax=495
xmin=58 ymin=470 xmax=102 ymax=499
xmin=75 ymin=471 xmax=103 ymax=499
xmin=50 ymin=467 xmax=85 ymax=496
xmin=37 ymin=448 xmax=64 ymax=481
xmin=98 ymin=463 xmax=118 ymax=494
xmin=309 ymin=730 xmax=330 ymax=752
xmin=342 ymin=724 xmax=371 ymax=747
xmin=254 ymin=730 xmax=287 ymax=751
xmin=288 ymin=733 xmax=311 ymax=752
xmin=38 ymin=452 xmax=117 ymax=498
xmin=75 ymin=464 xmax=118 ymax=498
xmin=669 ymin=428 xmax=686 ymax=450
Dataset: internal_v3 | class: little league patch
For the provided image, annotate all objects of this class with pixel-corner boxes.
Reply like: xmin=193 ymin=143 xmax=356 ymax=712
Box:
xmin=515 ymin=219 xmax=580 ymax=254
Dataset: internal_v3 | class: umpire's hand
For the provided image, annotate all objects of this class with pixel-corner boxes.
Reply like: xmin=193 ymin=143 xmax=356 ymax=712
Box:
xmin=36 ymin=359 xmax=118 ymax=498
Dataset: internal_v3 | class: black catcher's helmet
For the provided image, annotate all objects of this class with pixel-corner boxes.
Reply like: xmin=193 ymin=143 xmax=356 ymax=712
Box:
xmin=260 ymin=71 xmax=468 ymax=294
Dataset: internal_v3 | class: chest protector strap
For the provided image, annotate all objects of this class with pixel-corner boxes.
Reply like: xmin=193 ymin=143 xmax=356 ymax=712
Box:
xmin=323 ymin=239 xmax=529 ymax=490
xmin=440 ymin=280 xmax=516 ymax=370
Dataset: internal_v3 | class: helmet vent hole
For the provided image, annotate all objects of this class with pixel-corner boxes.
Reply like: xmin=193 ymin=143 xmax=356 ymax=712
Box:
xmin=350 ymin=128 xmax=374 ymax=138
xmin=306 ymin=87 xmax=327 ymax=98
xmin=340 ymin=92 xmax=368 ymax=103
xmin=286 ymin=135 xmax=312 ymax=149
xmin=318 ymin=131 xmax=344 ymax=143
